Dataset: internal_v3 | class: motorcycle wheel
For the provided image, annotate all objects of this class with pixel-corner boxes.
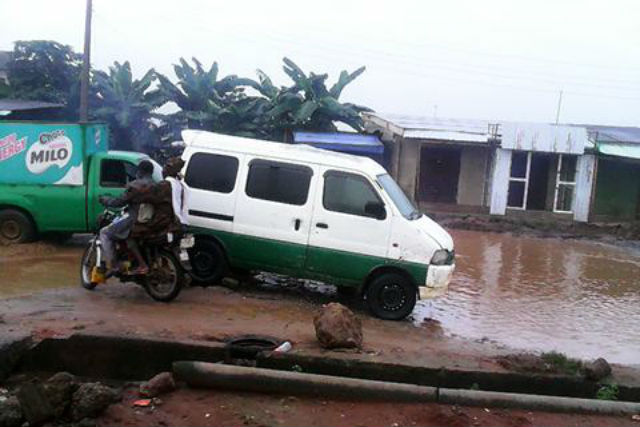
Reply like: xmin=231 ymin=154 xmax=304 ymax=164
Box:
xmin=144 ymin=250 xmax=183 ymax=302
xmin=80 ymin=243 xmax=99 ymax=290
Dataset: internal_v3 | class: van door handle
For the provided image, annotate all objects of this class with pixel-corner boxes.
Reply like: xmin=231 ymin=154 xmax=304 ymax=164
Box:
xmin=294 ymin=219 xmax=301 ymax=231
xmin=316 ymin=222 xmax=329 ymax=229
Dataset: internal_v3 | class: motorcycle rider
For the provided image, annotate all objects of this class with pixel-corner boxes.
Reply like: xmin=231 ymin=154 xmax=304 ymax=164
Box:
xmin=163 ymin=157 xmax=189 ymax=226
xmin=98 ymin=160 xmax=155 ymax=275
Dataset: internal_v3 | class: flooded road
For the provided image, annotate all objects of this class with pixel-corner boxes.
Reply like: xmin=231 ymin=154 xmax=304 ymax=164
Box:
xmin=0 ymin=238 xmax=86 ymax=297
xmin=1 ymin=230 xmax=639 ymax=364
xmin=416 ymin=230 xmax=640 ymax=364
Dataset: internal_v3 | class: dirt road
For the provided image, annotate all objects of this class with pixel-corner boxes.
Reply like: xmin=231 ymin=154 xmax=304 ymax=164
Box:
xmin=99 ymin=386 xmax=637 ymax=427
xmin=0 ymin=279 xmax=510 ymax=373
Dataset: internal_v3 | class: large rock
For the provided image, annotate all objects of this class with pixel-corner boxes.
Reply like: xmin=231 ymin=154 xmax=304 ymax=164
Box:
xmin=16 ymin=382 xmax=55 ymax=425
xmin=0 ymin=396 xmax=23 ymax=427
xmin=71 ymin=383 xmax=118 ymax=421
xmin=313 ymin=303 xmax=363 ymax=349
xmin=139 ymin=372 xmax=176 ymax=397
xmin=583 ymin=358 xmax=612 ymax=381
xmin=44 ymin=372 xmax=78 ymax=418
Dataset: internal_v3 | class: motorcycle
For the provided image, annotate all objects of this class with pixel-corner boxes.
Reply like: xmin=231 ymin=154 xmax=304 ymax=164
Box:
xmin=80 ymin=209 xmax=194 ymax=302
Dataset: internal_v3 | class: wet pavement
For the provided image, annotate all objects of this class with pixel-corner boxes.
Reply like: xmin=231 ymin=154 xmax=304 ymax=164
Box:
xmin=1 ymin=230 xmax=639 ymax=364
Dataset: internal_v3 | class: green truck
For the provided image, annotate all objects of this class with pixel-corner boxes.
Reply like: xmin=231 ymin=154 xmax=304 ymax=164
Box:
xmin=0 ymin=121 xmax=160 ymax=243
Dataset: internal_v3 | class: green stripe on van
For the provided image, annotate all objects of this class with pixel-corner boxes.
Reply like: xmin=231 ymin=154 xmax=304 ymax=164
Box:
xmin=189 ymin=226 xmax=427 ymax=288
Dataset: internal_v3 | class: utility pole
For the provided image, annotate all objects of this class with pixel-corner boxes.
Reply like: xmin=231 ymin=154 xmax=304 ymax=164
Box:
xmin=555 ymin=89 xmax=563 ymax=125
xmin=79 ymin=0 xmax=92 ymax=122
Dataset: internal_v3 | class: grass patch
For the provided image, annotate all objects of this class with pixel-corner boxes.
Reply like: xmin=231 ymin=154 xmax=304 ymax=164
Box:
xmin=540 ymin=351 xmax=583 ymax=376
xmin=596 ymin=384 xmax=619 ymax=401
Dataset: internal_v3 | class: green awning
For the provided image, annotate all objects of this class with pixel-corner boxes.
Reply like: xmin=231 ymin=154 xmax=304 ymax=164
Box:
xmin=598 ymin=143 xmax=640 ymax=160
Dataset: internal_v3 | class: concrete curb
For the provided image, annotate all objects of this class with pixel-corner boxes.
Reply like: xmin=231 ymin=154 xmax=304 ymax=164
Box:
xmin=174 ymin=361 xmax=640 ymax=415
xmin=173 ymin=361 xmax=438 ymax=402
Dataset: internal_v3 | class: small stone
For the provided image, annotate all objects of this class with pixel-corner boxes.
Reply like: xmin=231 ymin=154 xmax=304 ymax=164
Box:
xmin=313 ymin=303 xmax=363 ymax=349
xmin=583 ymin=358 xmax=612 ymax=381
xmin=71 ymin=383 xmax=118 ymax=421
xmin=0 ymin=396 xmax=23 ymax=427
xmin=139 ymin=372 xmax=176 ymax=398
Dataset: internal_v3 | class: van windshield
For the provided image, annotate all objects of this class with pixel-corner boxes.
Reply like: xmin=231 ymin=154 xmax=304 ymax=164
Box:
xmin=377 ymin=174 xmax=422 ymax=220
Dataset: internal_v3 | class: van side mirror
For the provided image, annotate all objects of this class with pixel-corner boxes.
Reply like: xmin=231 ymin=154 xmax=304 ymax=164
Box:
xmin=365 ymin=201 xmax=386 ymax=220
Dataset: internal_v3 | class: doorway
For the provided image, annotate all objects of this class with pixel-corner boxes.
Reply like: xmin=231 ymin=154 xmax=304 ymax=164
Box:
xmin=526 ymin=153 xmax=552 ymax=210
xmin=418 ymin=146 xmax=461 ymax=204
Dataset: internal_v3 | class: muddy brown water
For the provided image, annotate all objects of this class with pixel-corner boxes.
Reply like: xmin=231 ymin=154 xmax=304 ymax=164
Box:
xmin=416 ymin=230 xmax=640 ymax=365
xmin=1 ymin=230 xmax=638 ymax=364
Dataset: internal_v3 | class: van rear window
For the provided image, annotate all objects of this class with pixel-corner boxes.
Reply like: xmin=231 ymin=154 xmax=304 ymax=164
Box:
xmin=185 ymin=153 xmax=239 ymax=194
xmin=245 ymin=160 xmax=312 ymax=206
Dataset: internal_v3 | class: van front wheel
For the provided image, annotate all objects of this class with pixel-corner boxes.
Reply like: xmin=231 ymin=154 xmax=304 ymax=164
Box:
xmin=365 ymin=273 xmax=416 ymax=320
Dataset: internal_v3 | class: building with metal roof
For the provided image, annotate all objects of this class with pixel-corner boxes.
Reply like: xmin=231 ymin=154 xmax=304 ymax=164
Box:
xmin=364 ymin=113 xmax=639 ymax=223
xmin=364 ymin=112 xmax=499 ymax=217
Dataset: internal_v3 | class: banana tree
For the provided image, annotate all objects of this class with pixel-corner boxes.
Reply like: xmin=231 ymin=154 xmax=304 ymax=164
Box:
xmin=156 ymin=58 xmax=265 ymax=139
xmin=264 ymin=58 xmax=372 ymax=140
xmin=92 ymin=61 xmax=164 ymax=151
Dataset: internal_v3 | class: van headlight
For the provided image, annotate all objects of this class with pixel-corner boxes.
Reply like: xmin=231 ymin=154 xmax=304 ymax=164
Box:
xmin=431 ymin=249 xmax=453 ymax=265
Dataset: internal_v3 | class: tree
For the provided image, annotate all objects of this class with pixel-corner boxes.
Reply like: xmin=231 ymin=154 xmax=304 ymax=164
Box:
xmin=92 ymin=61 xmax=164 ymax=151
xmin=263 ymin=58 xmax=372 ymax=140
xmin=6 ymin=40 xmax=83 ymax=119
xmin=156 ymin=58 xmax=266 ymax=140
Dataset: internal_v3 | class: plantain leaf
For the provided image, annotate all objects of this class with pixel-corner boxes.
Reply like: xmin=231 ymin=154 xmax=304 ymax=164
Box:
xmin=329 ymin=66 xmax=365 ymax=98
xmin=294 ymin=100 xmax=319 ymax=123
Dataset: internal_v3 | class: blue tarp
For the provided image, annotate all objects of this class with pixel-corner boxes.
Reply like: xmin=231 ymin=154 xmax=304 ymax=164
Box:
xmin=293 ymin=132 xmax=384 ymax=155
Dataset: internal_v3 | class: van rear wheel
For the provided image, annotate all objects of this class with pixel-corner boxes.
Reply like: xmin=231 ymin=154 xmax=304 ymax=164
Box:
xmin=0 ymin=209 xmax=36 ymax=244
xmin=365 ymin=273 xmax=416 ymax=320
xmin=188 ymin=238 xmax=228 ymax=286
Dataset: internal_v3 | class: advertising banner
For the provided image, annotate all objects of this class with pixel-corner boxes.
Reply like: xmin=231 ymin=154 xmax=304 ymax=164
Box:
xmin=0 ymin=123 xmax=105 ymax=186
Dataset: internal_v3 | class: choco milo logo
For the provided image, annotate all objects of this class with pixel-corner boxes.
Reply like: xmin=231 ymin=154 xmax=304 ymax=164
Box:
xmin=26 ymin=130 xmax=73 ymax=174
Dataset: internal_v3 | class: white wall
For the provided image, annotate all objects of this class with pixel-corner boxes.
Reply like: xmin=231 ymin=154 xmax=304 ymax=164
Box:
xmin=573 ymin=154 xmax=596 ymax=222
xmin=489 ymin=148 xmax=511 ymax=215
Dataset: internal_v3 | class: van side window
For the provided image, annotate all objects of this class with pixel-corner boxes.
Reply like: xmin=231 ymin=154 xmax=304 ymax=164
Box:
xmin=185 ymin=153 xmax=239 ymax=193
xmin=245 ymin=160 xmax=312 ymax=205
xmin=323 ymin=171 xmax=386 ymax=219
xmin=100 ymin=159 xmax=136 ymax=188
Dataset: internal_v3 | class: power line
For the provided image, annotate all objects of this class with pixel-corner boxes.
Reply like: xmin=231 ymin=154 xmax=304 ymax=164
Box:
xmin=89 ymin=10 xmax=640 ymax=102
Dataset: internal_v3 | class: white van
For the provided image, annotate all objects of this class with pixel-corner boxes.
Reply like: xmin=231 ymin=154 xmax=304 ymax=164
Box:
xmin=181 ymin=130 xmax=455 ymax=320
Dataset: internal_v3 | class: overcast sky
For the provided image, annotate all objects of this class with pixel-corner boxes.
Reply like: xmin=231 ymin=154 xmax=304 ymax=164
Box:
xmin=2 ymin=0 xmax=640 ymax=126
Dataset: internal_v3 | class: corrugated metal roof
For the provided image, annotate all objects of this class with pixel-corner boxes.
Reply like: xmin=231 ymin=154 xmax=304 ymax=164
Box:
xmin=292 ymin=131 xmax=384 ymax=155
xmin=0 ymin=99 xmax=64 ymax=112
xmin=585 ymin=125 xmax=640 ymax=145
xmin=366 ymin=113 xmax=492 ymax=143
xmin=598 ymin=143 xmax=640 ymax=160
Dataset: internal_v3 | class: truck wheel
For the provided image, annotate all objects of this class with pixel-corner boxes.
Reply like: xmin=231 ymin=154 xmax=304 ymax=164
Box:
xmin=188 ymin=239 xmax=228 ymax=286
xmin=0 ymin=209 xmax=36 ymax=244
xmin=365 ymin=273 xmax=417 ymax=320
